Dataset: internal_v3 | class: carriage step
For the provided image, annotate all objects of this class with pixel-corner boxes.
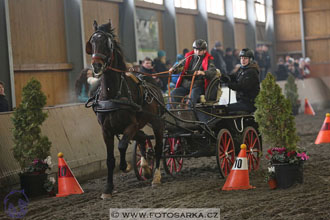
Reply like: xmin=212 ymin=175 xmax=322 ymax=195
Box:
xmin=164 ymin=132 xmax=205 ymax=138
xmin=163 ymin=151 xmax=214 ymax=159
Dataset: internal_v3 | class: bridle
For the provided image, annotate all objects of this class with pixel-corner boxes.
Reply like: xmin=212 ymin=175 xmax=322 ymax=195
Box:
xmin=89 ymin=30 xmax=114 ymax=76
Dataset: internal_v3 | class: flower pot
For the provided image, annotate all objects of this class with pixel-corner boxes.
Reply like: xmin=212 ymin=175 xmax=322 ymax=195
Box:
xmin=273 ymin=162 xmax=303 ymax=189
xmin=268 ymin=179 xmax=277 ymax=189
xmin=19 ymin=173 xmax=47 ymax=197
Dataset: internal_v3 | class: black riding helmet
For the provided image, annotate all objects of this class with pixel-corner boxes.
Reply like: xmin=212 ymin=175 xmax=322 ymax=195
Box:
xmin=239 ymin=48 xmax=254 ymax=60
xmin=192 ymin=39 xmax=207 ymax=50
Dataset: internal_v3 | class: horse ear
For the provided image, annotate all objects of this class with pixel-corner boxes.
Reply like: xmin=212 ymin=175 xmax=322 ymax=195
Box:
xmin=93 ymin=20 xmax=98 ymax=31
xmin=86 ymin=41 xmax=92 ymax=55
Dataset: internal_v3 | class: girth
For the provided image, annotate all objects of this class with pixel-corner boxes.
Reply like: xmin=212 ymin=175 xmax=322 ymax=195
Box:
xmin=94 ymin=99 xmax=142 ymax=113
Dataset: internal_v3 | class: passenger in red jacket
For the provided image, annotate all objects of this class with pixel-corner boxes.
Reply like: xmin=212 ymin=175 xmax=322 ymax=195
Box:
xmin=169 ymin=39 xmax=217 ymax=108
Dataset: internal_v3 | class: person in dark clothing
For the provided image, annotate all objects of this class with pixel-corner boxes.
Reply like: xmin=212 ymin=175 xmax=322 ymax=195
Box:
xmin=211 ymin=41 xmax=227 ymax=74
xmin=233 ymin=48 xmax=241 ymax=65
xmin=255 ymin=44 xmax=266 ymax=81
xmin=221 ymin=48 xmax=260 ymax=113
xmin=275 ymin=58 xmax=288 ymax=81
xmin=169 ymin=39 xmax=217 ymax=107
xmin=0 ymin=81 xmax=9 ymax=112
xmin=262 ymin=44 xmax=271 ymax=75
xmin=139 ymin=57 xmax=163 ymax=88
xmin=153 ymin=50 xmax=169 ymax=93
xmin=224 ymin=47 xmax=236 ymax=74
xmin=182 ymin=48 xmax=189 ymax=57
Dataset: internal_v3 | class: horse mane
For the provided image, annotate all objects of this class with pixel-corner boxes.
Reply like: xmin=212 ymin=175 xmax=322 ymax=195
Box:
xmin=98 ymin=23 xmax=126 ymax=71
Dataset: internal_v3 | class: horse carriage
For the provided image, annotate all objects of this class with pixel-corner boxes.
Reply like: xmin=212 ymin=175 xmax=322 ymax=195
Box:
xmin=86 ymin=20 xmax=262 ymax=198
xmin=132 ymin=75 xmax=262 ymax=181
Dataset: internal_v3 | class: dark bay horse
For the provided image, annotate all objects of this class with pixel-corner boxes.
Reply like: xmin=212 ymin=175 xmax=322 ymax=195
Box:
xmin=86 ymin=21 xmax=164 ymax=199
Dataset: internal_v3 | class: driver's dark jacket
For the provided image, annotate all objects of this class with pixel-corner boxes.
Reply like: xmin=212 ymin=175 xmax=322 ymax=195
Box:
xmin=227 ymin=62 xmax=260 ymax=105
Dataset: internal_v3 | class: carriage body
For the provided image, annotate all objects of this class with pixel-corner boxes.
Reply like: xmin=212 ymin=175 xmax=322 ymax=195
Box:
xmin=133 ymin=101 xmax=263 ymax=180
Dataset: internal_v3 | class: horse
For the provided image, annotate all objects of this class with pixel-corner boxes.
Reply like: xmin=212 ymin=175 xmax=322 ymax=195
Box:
xmin=85 ymin=20 xmax=165 ymax=199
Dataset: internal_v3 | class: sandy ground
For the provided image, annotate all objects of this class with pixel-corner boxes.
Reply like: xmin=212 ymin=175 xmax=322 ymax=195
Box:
xmin=1 ymin=109 xmax=330 ymax=220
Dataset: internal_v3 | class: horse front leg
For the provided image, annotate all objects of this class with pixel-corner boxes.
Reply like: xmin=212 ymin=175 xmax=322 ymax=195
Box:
xmin=101 ymin=133 xmax=115 ymax=199
xmin=151 ymin=121 xmax=164 ymax=186
xmin=118 ymin=123 xmax=139 ymax=172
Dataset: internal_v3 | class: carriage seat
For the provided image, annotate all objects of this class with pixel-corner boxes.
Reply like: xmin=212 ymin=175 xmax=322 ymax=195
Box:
xmin=199 ymin=70 xmax=222 ymax=105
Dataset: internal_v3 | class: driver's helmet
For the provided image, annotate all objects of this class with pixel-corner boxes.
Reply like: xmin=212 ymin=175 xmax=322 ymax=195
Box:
xmin=192 ymin=39 xmax=207 ymax=50
xmin=239 ymin=48 xmax=254 ymax=60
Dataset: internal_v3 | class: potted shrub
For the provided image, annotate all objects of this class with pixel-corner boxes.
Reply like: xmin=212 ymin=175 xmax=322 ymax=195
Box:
xmin=284 ymin=74 xmax=300 ymax=115
xmin=255 ymin=73 xmax=309 ymax=189
xmin=11 ymin=78 xmax=53 ymax=197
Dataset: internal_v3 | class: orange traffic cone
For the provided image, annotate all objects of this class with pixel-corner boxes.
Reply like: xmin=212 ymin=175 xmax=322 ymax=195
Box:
xmin=304 ymin=98 xmax=315 ymax=115
xmin=222 ymin=144 xmax=255 ymax=191
xmin=56 ymin=152 xmax=84 ymax=197
xmin=315 ymin=113 xmax=330 ymax=144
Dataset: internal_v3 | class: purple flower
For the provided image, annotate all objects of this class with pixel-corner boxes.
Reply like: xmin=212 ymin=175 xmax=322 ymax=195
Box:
xmin=297 ymin=152 xmax=309 ymax=161
xmin=272 ymin=147 xmax=286 ymax=154
xmin=33 ymin=159 xmax=39 ymax=165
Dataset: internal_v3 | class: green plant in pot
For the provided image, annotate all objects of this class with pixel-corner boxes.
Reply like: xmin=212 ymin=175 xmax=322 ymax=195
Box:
xmin=284 ymin=74 xmax=301 ymax=115
xmin=255 ymin=73 xmax=309 ymax=189
xmin=11 ymin=78 xmax=53 ymax=197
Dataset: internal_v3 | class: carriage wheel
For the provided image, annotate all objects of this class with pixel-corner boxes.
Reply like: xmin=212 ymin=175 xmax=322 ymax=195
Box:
xmin=163 ymin=137 xmax=183 ymax=176
xmin=216 ymin=129 xmax=236 ymax=178
xmin=132 ymin=139 xmax=155 ymax=181
xmin=242 ymin=126 xmax=261 ymax=171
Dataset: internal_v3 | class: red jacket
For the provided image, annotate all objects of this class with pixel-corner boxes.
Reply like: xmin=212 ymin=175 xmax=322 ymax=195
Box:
xmin=175 ymin=51 xmax=214 ymax=90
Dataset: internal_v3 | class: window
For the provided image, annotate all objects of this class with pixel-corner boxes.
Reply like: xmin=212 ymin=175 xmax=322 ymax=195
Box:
xmin=139 ymin=0 xmax=163 ymax=4
xmin=255 ymin=0 xmax=266 ymax=22
xmin=233 ymin=0 xmax=247 ymax=20
xmin=174 ymin=0 xmax=197 ymax=10
xmin=206 ymin=0 xmax=225 ymax=16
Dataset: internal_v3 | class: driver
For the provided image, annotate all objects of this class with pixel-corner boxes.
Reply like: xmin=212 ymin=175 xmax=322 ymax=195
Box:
xmin=221 ymin=48 xmax=260 ymax=113
xmin=169 ymin=39 xmax=217 ymax=107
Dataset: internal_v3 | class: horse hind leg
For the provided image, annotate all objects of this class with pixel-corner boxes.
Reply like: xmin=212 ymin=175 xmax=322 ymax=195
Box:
xmin=118 ymin=136 xmax=131 ymax=173
xmin=151 ymin=121 xmax=164 ymax=187
xmin=135 ymin=130 xmax=152 ymax=179
xmin=118 ymin=123 xmax=139 ymax=172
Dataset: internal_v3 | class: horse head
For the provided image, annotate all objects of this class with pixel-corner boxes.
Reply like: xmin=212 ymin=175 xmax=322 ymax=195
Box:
xmin=86 ymin=20 xmax=115 ymax=77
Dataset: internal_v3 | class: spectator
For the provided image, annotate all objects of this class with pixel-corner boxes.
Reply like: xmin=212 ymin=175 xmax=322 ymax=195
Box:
xmin=75 ymin=68 xmax=92 ymax=103
xmin=0 ymin=81 xmax=9 ymax=112
xmin=304 ymin=57 xmax=311 ymax=78
xmin=182 ymin=48 xmax=189 ymax=57
xmin=139 ymin=57 xmax=163 ymax=89
xmin=233 ymin=48 xmax=240 ymax=65
xmin=287 ymin=57 xmax=302 ymax=79
xmin=262 ymin=44 xmax=271 ymax=76
xmin=275 ymin=57 xmax=288 ymax=81
xmin=211 ymin=41 xmax=227 ymax=74
xmin=224 ymin=47 xmax=236 ymax=74
xmin=255 ymin=44 xmax=266 ymax=81
xmin=154 ymin=50 xmax=169 ymax=92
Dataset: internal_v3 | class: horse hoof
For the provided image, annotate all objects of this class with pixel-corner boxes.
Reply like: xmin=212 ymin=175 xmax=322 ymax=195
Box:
xmin=142 ymin=167 xmax=152 ymax=179
xmin=122 ymin=163 xmax=131 ymax=173
xmin=101 ymin=193 xmax=112 ymax=200
xmin=151 ymin=181 xmax=161 ymax=187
